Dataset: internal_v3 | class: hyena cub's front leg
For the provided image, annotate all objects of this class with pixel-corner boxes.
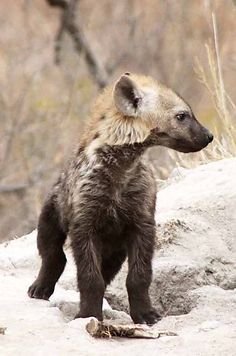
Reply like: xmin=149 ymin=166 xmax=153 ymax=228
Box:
xmin=70 ymin=225 xmax=105 ymax=321
xmin=126 ymin=224 xmax=161 ymax=325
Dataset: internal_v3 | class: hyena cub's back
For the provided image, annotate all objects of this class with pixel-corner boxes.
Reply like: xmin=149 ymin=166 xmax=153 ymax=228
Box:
xmin=28 ymin=73 xmax=213 ymax=325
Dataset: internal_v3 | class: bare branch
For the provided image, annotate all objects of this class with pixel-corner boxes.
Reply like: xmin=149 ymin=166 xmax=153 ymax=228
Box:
xmin=46 ymin=0 xmax=68 ymax=10
xmin=46 ymin=0 xmax=109 ymax=88
xmin=0 ymin=183 xmax=30 ymax=194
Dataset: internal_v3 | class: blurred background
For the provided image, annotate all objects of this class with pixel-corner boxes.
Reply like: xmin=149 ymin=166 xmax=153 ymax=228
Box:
xmin=0 ymin=0 xmax=235 ymax=241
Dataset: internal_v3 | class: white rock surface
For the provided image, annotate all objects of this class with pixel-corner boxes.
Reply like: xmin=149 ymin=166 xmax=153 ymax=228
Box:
xmin=1 ymin=157 xmax=236 ymax=355
xmin=108 ymin=157 xmax=236 ymax=314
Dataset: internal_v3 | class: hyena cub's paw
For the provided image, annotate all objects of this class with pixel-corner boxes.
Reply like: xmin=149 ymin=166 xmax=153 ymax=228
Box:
xmin=131 ymin=308 xmax=161 ymax=326
xmin=28 ymin=280 xmax=54 ymax=300
xmin=74 ymin=310 xmax=103 ymax=322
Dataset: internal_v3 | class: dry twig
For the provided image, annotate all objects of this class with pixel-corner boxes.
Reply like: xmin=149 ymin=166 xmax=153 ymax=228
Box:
xmin=86 ymin=318 xmax=177 ymax=339
xmin=0 ymin=327 xmax=7 ymax=335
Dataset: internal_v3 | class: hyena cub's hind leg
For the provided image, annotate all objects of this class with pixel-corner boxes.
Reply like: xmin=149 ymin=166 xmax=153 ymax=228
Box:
xmin=28 ymin=197 xmax=67 ymax=300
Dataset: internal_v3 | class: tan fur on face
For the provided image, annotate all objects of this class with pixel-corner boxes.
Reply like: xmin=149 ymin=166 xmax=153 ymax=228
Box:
xmin=81 ymin=73 xmax=191 ymax=158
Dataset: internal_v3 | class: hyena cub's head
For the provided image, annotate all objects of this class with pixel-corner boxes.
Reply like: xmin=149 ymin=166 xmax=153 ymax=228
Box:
xmin=112 ymin=73 xmax=213 ymax=152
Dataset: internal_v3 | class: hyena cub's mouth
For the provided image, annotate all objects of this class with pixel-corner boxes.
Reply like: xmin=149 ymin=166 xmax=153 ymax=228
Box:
xmin=153 ymin=131 xmax=213 ymax=153
xmin=171 ymin=138 xmax=212 ymax=153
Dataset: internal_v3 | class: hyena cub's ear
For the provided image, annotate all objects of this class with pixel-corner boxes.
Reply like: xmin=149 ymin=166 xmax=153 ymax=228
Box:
xmin=113 ymin=74 xmax=157 ymax=117
xmin=113 ymin=74 xmax=143 ymax=116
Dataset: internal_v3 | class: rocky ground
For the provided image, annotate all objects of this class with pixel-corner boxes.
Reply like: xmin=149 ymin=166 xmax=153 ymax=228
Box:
xmin=1 ymin=157 xmax=236 ymax=356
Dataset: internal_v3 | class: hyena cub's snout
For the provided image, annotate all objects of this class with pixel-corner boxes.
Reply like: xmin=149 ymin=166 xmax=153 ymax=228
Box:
xmin=187 ymin=115 xmax=214 ymax=152
xmin=198 ymin=125 xmax=214 ymax=146
xmin=154 ymin=113 xmax=214 ymax=154
xmin=159 ymin=112 xmax=214 ymax=153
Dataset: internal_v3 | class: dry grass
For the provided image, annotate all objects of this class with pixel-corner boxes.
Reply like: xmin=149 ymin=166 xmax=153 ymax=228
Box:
xmin=168 ymin=12 xmax=236 ymax=171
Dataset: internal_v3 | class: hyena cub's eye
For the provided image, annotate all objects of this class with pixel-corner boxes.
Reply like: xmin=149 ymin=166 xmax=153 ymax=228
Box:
xmin=175 ymin=112 xmax=190 ymax=122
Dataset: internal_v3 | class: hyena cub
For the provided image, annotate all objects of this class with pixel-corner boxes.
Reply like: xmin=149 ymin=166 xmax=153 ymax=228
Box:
xmin=28 ymin=73 xmax=213 ymax=325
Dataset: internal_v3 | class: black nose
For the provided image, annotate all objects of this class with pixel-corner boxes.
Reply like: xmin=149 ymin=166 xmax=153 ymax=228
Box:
xmin=207 ymin=132 xmax=214 ymax=143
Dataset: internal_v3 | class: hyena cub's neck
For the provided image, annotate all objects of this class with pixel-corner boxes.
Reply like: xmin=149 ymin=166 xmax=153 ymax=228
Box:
xmin=74 ymin=142 xmax=146 ymax=187
xmin=80 ymin=111 xmax=152 ymax=178
xmin=96 ymin=143 xmax=147 ymax=170
xmin=78 ymin=141 xmax=147 ymax=177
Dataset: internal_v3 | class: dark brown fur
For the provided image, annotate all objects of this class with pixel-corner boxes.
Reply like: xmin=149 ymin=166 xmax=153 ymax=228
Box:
xmin=28 ymin=73 xmax=213 ymax=325
xmin=28 ymin=142 xmax=160 ymax=324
